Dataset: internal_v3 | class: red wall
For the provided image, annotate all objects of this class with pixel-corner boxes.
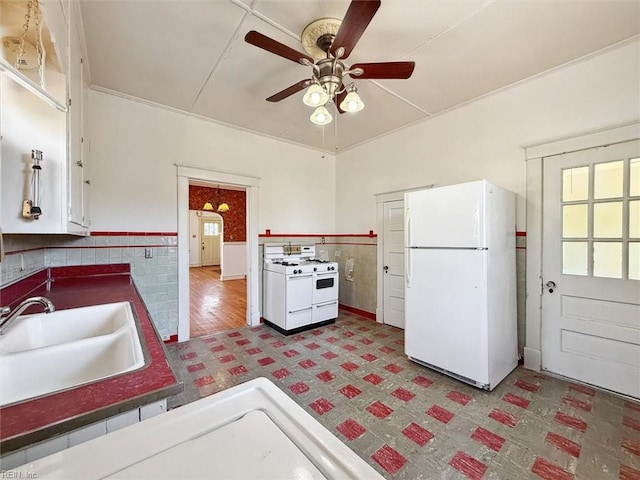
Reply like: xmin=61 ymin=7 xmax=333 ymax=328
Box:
xmin=188 ymin=186 xmax=246 ymax=242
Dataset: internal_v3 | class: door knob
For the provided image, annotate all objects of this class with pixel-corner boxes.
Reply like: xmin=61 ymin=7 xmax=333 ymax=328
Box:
xmin=383 ymin=265 xmax=389 ymax=273
xmin=546 ymin=280 xmax=556 ymax=293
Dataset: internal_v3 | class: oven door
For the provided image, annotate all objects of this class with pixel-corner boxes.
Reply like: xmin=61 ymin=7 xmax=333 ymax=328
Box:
xmin=313 ymin=271 xmax=338 ymax=305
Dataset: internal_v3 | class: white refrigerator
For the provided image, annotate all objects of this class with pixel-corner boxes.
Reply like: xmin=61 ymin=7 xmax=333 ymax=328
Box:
xmin=404 ymin=180 xmax=517 ymax=390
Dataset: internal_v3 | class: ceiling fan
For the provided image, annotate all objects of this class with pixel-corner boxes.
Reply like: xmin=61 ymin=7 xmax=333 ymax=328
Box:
xmin=244 ymin=0 xmax=415 ymax=125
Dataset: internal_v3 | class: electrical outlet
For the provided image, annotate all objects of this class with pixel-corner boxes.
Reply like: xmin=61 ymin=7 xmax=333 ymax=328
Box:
xmin=144 ymin=248 xmax=153 ymax=259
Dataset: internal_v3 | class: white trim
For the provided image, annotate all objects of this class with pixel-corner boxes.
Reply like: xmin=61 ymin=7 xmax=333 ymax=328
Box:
xmin=523 ymin=120 xmax=640 ymax=160
xmin=221 ymin=274 xmax=246 ymax=281
xmin=176 ymin=166 xmax=260 ymax=342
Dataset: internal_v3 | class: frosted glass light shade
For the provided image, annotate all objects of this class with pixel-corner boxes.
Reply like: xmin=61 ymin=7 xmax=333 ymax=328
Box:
xmin=310 ymin=106 xmax=332 ymax=125
xmin=303 ymin=84 xmax=329 ymax=107
xmin=339 ymin=90 xmax=364 ymax=112
xmin=217 ymin=203 xmax=230 ymax=213
xmin=203 ymin=202 xmax=214 ymax=211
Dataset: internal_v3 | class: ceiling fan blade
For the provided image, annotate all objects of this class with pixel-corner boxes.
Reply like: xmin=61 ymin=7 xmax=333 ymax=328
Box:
xmin=330 ymin=0 xmax=381 ymax=59
xmin=245 ymin=31 xmax=314 ymax=65
xmin=266 ymin=80 xmax=311 ymax=102
xmin=349 ymin=62 xmax=415 ymax=79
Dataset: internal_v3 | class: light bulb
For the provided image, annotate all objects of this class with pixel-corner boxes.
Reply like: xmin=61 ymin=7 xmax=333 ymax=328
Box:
xmin=303 ymin=84 xmax=329 ymax=107
xmin=310 ymin=105 xmax=332 ymax=125
xmin=339 ymin=90 xmax=364 ymax=113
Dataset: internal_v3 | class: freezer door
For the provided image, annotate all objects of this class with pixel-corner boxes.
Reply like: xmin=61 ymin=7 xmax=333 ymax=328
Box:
xmin=404 ymin=248 xmax=489 ymax=384
xmin=405 ymin=181 xmax=487 ymax=248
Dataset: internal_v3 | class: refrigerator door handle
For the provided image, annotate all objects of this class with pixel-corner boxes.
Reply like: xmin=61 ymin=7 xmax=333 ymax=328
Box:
xmin=405 ymin=247 xmax=412 ymax=288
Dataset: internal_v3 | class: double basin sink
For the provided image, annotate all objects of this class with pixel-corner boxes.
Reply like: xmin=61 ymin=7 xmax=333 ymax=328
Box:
xmin=0 ymin=302 xmax=145 ymax=407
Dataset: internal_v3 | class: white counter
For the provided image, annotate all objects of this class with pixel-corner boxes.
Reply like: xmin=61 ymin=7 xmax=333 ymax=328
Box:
xmin=11 ymin=378 xmax=384 ymax=479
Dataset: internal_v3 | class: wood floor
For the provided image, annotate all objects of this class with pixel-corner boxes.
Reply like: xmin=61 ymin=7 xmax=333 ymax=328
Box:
xmin=190 ymin=266 xmax=247 ymax=337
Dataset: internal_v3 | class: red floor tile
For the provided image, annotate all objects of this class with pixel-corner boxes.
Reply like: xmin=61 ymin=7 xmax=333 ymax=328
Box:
xmin=228 ymin=365 xmax=247 ymax=375
xmin=569 ymin=383 xmax=596 ymax=396
xmin=289 ymin=382 xmax=310 ymax=395
xmin=211 ymin=345 xmax=225 ymax=353
xmin=194 ymin=375 xmax=214 ymax=388
xmin=309 ymin=398 xmax=334 ymax=415
xmin=246 ymin=347 xmax=262 ymax=355
xmin=258 ymin=356 xmax=275 ymax=366
xmin=358 ymin=326 xmax=371 ymax=332
xmin=339 ymin=384 xmax=362 ymax=399
xmin=489 ymin=409 xmax=518 ymax=428
xmin=392 ymin=387 xmax=415 ymax=402
xmin=298 ymin=359 xmax=317 ymax=369
xmin=449 ymin=451 xmax=487 ymax=480
xmin=447 ymin=390 xmax=472 ymax=406
xmin=228 ymin=332 xmax=242 ymax=338
xmin=620 ymin=464 xmax=640 ymax=480
xmin=371 ymin=445 xmax=407 ymax=475
xmin=186 ymin=363 xmax=205 ymax=373
xmin=427 ymin=405 xmax=455 ymax=424
xmin=321 ymin=351 xmax=338 ymax=360
xmin=336 ymin=419 xmax=366 ymax=441
xmin=531 ymin=457 xmax=573 ymax=480
xmin=546 ymin=432 xmax=581 ymax=458
xmin=402 ymin=422 xmax=434 ymax=446
xmin=343 ymin=331 xmax=354 ymax=337
xmin=291 ymin=334 xmax=305 ymax=341
xmin=471 ymin=426 xmax=505 ymax=452
xmin=272 ymin=368 xmax=291 ymax=379
xmin=367 ymin=401 xmax=394 ymax=419
xmin=180 ymin=352 xmax=197 ymax=360
xmin=622 ymin=438 xmax=640 ymax=457
xmin=515 ymin=379 xmax=540 ymax=392
xmin=219 ymin=354 xmax=236 ymax=363
xmin=310 ymin=329 xmax=323 ymax=336
xmin=305 ymin=342 xmax=321 ymax=350
xmin=326 ymin=337 xmax=339 ymax=343
xmin=503 ymin=392 xmax=531 ymax=409
xmin=624 ymin=416 xmax=640 ymax=432
xmin=283 ymin=349 xmax=300 ymax=357
xmin=235 ymin=338 xmax=250 ymax=346
xmin=360 ymin=338 xmax=373 ymax=346
xmin=202 ymin=337 xmax=217 ymax=343
xmin=340 ymin=362 xmax=359 ymax=372
xmin=363 ymin=373 xmax=384 ymax=385
xmin=384 ymin=363 xmax=403 ymax=374
xmin=379 ymin=346 xmax=395 ymax=354
xmin=316 ymin=370 xmax=336 ymax=382
xmin=562 ymin=396 xmax=592 ymax=412
xmin=343 ymin=344 xmax=357 ymax=351
xmin=259 ymin=333 xmax=273 ymax=340
xmin=361 ymin=353 xmax=378 ymax=362
xmin=271 ymin=340 xmax=285 ymax=348
xmin=413 ymin=375 xmax=434 ymax=388
xmin=555 ymin=412 xmax=587 ymax=433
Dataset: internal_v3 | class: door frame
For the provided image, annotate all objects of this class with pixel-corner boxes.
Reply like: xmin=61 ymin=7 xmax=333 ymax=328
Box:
xmin=177 ymin=166 xmax=260 ymax=342
xmin=522 ymin=120 xmax=640 ymax=371
xmin=375 ymin=185 xmax=434 ymax=324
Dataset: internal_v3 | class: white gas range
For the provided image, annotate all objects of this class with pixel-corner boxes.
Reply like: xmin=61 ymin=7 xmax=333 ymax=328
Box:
xmin=263 ymin=244 xmax=339 ymax=335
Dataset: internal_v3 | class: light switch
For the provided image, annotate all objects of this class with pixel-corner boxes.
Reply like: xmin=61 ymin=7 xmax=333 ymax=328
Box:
xmin=145 ymin=248 xmax=153 ymax=258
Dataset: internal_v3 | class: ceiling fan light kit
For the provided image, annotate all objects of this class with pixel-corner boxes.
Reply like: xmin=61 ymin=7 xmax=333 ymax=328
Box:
xmin=244 ymin=0 xmax=415 ymax=127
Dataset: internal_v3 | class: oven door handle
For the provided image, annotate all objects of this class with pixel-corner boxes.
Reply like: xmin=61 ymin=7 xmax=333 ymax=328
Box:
xmin=314 ymin=300 xmax=338 ymax=307
xmin=315 ymin=271 xmax=337 ymax=276
xmin=288 ymin=306 xmax=313 ymax=314
xmin=287 ymin=274 xmax=313 ymax=280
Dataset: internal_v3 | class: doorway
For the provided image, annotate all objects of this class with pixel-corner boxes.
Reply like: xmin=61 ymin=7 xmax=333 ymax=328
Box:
xmin=177 ymin=167 xmax=260 ymax=342
xmin=541 ymin=140 xmax=639 ymax=397
xmin=200 ymin=217 xmax=222 ymax=267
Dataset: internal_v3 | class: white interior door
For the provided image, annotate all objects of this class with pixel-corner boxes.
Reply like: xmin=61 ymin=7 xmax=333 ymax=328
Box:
xmin=383 ymin=200 xmax=405 ymax=329
xmin=541 ymin=140 xmax=640 ymax=398
xmin=201 ymin=219 xmax=221 ymax=266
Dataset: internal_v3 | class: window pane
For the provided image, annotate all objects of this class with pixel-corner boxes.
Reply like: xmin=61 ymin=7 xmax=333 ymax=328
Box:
xmin=562 ymin=204 xmax=588 ymax=238
xmin=562 ymin=242 xmax=588 ymax=276
xmin=594 ymin=160 xmax=623 ymax=199
xmin=203 ymin=223 xmax=219 ymax=236
xmin=630 ymin=243 xmax=640 ymax=280
xmin=562 ymin=166 xmax=589 ymax=202
xmin=593 ymin=202 xmax=622 ymax=238
xmin=593 ymin=242 xmax=622 ymax=279
xmin=631 ymin=201 xmax=640 ymax=239
xmin=631 ymin=158 xmax=640 ymax=197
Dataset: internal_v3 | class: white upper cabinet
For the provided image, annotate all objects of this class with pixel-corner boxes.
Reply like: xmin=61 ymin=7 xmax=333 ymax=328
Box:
xmin=0 ymin=0 xmax=89 ymax=234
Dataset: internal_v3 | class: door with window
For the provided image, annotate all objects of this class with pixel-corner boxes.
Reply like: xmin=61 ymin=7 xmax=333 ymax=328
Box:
xmin=383 ymin=200 xmax=405 ymax=329
xmin=201 ymin=219 xmax=221 ymax=267
xmin=541 ymin=140 xmax=640 ymax=398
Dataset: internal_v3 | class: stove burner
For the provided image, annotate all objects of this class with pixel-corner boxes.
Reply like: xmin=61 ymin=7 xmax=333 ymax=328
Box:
xmin=274 ymin=261 xmax=299 ymax=266
xmin=307 ymin=259 xmax=330 ymax=264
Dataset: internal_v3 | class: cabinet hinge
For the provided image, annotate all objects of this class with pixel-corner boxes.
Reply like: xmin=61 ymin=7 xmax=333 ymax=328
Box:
xmin=68 ymin=98 xmax=72 ymax=107
xmin=81 ymin=137 xmax=84 ymax=143
xmin=80 ymin=58 xmax=83 ymax=64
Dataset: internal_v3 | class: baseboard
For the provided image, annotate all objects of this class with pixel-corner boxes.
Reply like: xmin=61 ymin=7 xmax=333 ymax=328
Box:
xmin=338 ymin=304 xmax=376 ymax=321
xmin=524 ymin=347 xmax=541 ymax=371
xmin=221 ymin=274 xmax=246 ymax=281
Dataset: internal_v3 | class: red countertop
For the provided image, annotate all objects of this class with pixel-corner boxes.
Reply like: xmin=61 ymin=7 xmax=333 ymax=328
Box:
xmin=0 ymin=265 xmax=182 ymax=453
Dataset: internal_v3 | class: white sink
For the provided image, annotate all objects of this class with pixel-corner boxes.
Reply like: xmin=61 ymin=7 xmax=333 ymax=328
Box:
xmin=0 ymin=302 xmax=145 ymax=407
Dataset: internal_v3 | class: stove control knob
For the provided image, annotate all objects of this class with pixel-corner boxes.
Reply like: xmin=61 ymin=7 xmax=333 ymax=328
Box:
xmin=294 ymin=269 xmax=299 ymax=274
xmin=313 ymin=267 xmax=317 ymax=272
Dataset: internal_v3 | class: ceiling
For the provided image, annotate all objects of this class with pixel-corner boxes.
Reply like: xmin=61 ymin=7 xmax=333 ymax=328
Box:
xmin=79 ymin=0 xmax=639 ymax=153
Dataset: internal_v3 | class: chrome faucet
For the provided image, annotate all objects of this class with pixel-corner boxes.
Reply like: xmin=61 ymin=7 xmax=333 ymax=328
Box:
xmin=0 ymin=296 xmax=56 ymax=335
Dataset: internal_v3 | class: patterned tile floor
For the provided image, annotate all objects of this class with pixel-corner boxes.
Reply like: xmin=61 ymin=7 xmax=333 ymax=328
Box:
xmin=166 ymin=312 xmax=640 ymax=480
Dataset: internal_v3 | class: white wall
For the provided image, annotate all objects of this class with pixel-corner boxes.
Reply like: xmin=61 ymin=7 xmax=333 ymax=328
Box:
xmin=88 ymin=90 xmax=336 ymax=234
xmin=222 ymin=243 xmax=247 ymax=280
xmin=335 ymin=40 xmax=640 ymax=232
